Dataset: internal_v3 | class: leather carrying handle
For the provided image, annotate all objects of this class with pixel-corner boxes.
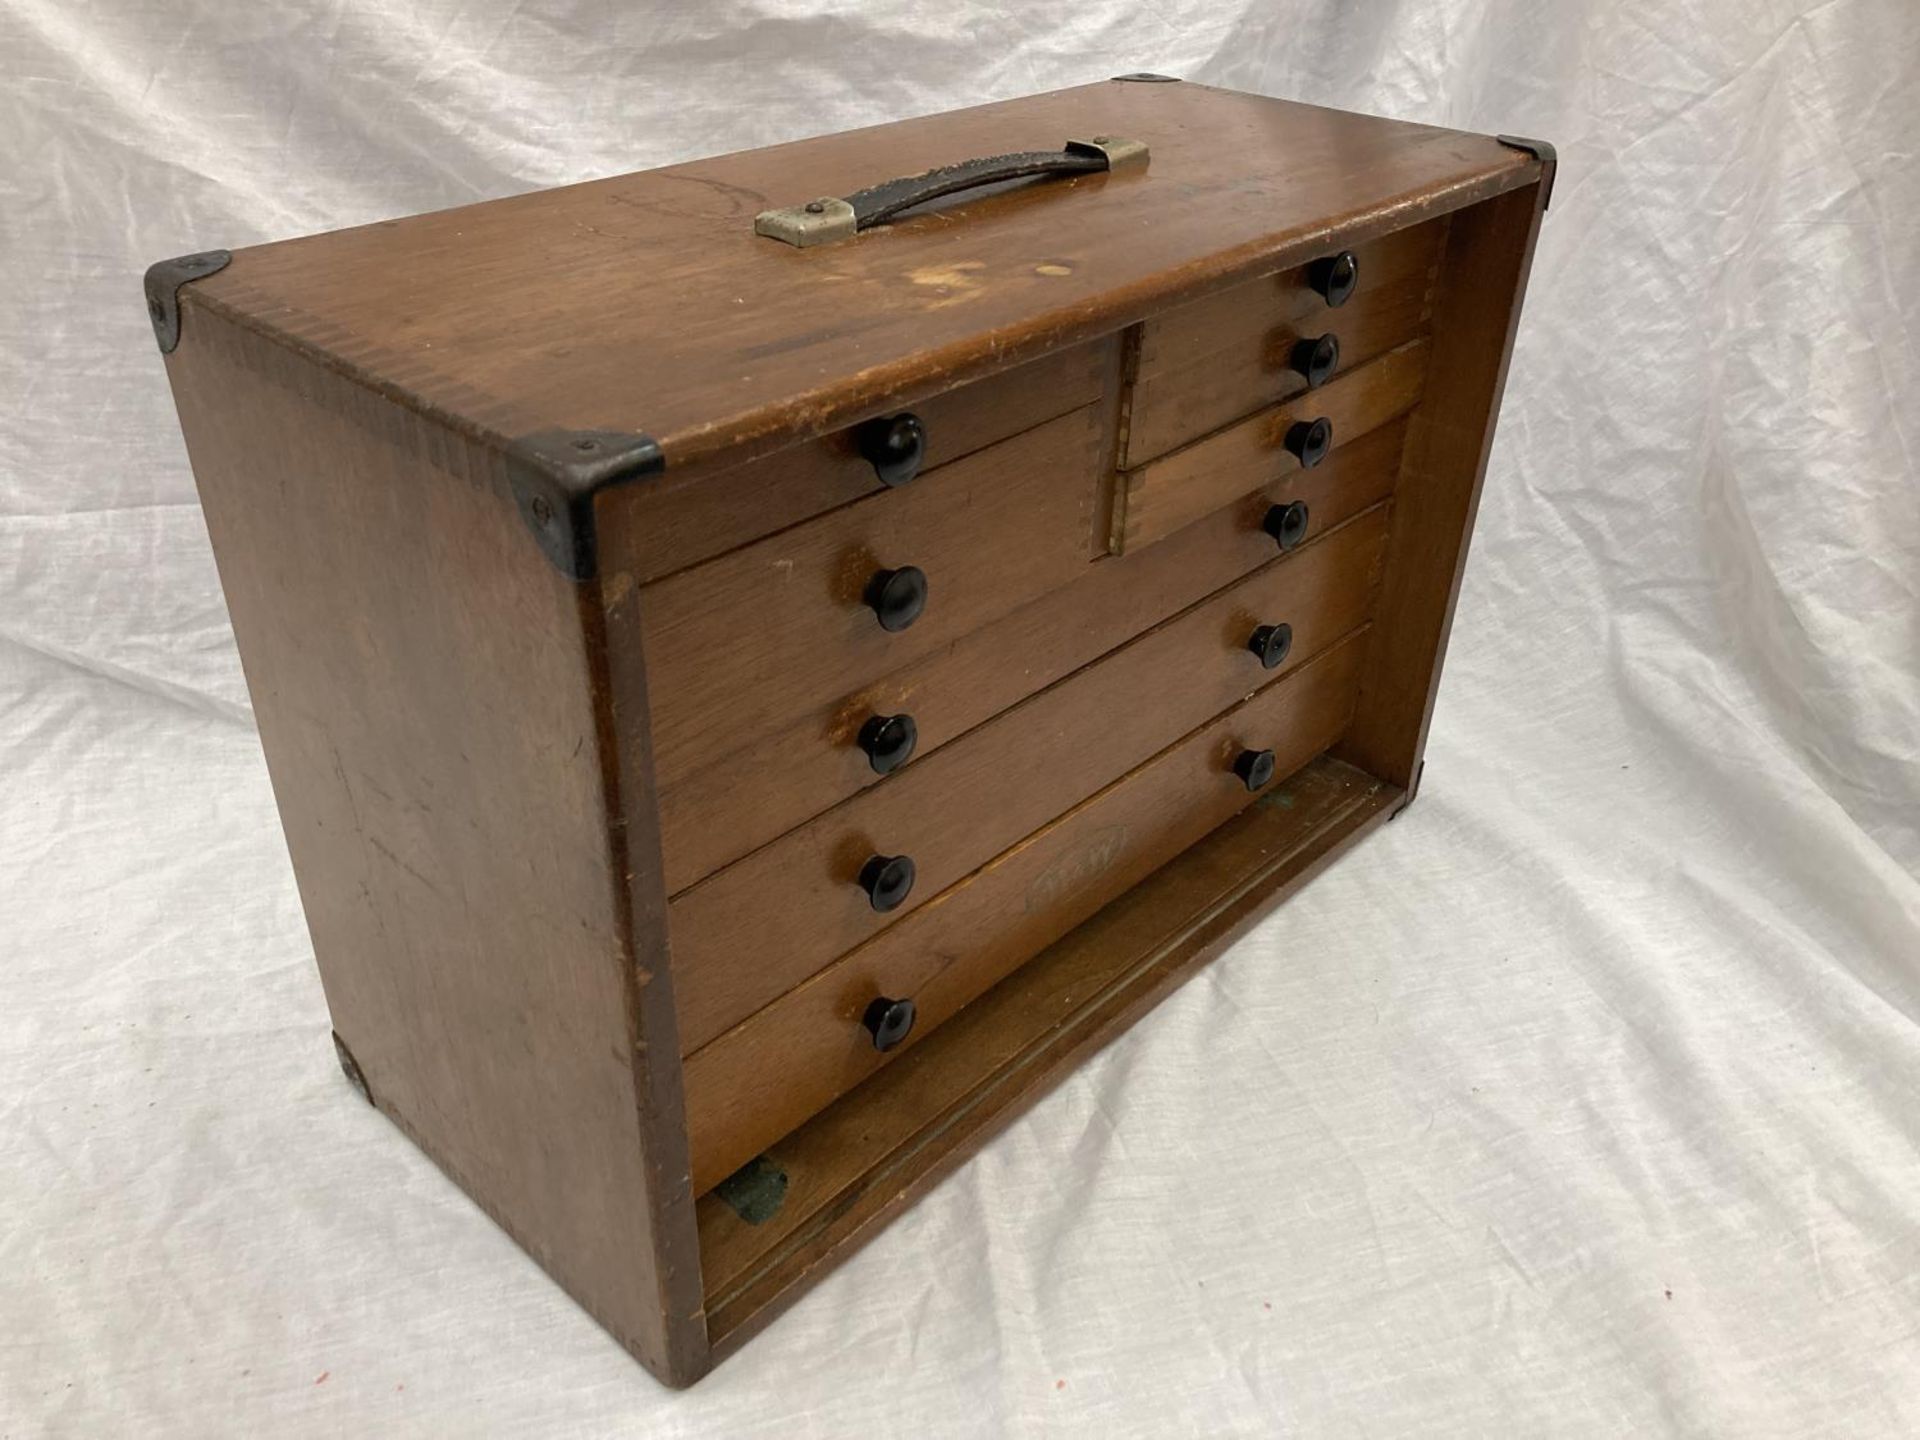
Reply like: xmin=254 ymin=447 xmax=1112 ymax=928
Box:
xmin=754 ymin=136 xmax=1149 ymax=248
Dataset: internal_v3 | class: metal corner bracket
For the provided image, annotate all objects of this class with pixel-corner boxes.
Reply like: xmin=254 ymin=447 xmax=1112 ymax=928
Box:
xmin=1495 ymin=135 xmax=1558 ymax=211
xmin=143 ymin=249 xmax=232 ymax=354
xmin=505 ymin=429 xmax=666 ymax=581
xmin=333 ymin=1031 xmax=374 ymax=1106
xmin=1390 ymin=760 xmax=1426 ymax=821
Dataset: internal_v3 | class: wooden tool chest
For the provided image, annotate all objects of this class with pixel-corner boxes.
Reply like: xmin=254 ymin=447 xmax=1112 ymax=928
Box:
xmin=149 ymin=77 xmax=1552 ymax=1385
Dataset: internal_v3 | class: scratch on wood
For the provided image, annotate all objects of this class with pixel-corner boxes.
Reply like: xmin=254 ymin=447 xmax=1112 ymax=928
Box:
xmin=367 ymin=835 xmax=445 ymax=897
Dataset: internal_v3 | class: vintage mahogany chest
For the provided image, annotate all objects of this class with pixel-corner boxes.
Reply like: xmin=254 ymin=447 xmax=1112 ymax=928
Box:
xmin=150 ymin=78 xmax=1552 ymax=1385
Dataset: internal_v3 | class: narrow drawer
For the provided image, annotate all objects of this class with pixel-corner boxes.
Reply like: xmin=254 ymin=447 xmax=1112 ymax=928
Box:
xmin=600 ymin=338 xmax=1115 ymax=584
xmin=639 ymin=404 xmax=1105 ymax=792
xmin=1124 ymin=217 xmax=1443 ymax=465
xmin=669 ymin=509 xmax=1389 ymax=1052
xmin=683 ymin=631 xmax=1369 ymax=1195
xmin=1111 ymin=339 xmax=1427 ymax=555
xmin=655 ymin=416 xmax=1409 ymax=895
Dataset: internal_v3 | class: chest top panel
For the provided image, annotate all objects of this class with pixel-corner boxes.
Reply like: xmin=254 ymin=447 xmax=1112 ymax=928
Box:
xmin=185 ymin=80 xmax=1535 ymax=474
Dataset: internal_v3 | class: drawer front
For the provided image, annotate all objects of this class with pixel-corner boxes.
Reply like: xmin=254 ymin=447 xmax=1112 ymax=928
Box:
xmin=1111 ymin=339 xmax=1427 ymax=555
xmin=656 ymin=414 xmax=1408 ymax=895
xmin=682 ymin=632 xmax=1369 ymax=1195
xmin=640 ymin=404 xmax=1105 ymax=791
xmin=1124 ymin=218 xmax=1443 ymax=466
xmin=669 ymin=509 xmax=1389 ymax=1052
xmin=601 ymin=338 xmax=1115 ymax=585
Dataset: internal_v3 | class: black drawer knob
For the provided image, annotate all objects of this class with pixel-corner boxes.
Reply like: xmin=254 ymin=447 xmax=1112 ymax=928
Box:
xmin=1247 ymin=622 xmax=1293 ymax=670
xmin=864 ymin=565 xmax=928 ymax=632
xmin=862 ymin=995 xmax=917 ymax=1052
xmin=1262 ymin=501 xmax=1310 ymax=551
xmin=857 ymin=853 xmax=916 ymax=912
xmin=1233 ymin=748 xmax=1277 ymax=792
xmin=857 ymin=413 xmax=926 ymax=487
xmin=1288 ymin=333 xmax=1340 ymax=389
xmin=857 ymin=713 xmax=918 ymax=774
xmin=1308 ymin=250 xmax=1360 ymax=307
xmin=1284 ymin=417 xmax=1332 ymax=469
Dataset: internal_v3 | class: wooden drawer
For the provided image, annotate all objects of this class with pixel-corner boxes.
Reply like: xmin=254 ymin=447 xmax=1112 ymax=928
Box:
xmin=1110 ymin=339 xmax=1428 ymax=555
xmin=669 ymin=507 xmax=1390 ymax=1051
xmin=602 ymin=338 xmax=1115 ymax=584
xmin=656 ymin=415 xmax=1409 ymax=894
xmin=639 ymin=404 xmax=1106 ymax=790
xmin=683 ymin=631 xmax=1369 ymax=1194
xmin=1124 ymin=217 xmax=1443 ymax=466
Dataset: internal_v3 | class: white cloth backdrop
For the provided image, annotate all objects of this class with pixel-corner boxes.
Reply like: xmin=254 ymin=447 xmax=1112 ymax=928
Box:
xmin=4 ymin=1 xmax=1917 ymax=1433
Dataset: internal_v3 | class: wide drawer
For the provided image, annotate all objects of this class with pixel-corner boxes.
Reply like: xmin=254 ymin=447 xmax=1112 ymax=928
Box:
xmin=668 ymin=508 xmax=1390 ymax=1052
xmin=682 ymin=630 xmax=1369 ymax=1195
xmin=1124 ymin=217 xmax=1443 ymax=466
xmin=600 ymin=338 xmax=1115 ymax=584
xmin=639 ymin=404 xmax=1106 ymax=791
xmin=656 ymin=414 xmax=1409 ymax=894
xmin=1111 ymin=339 xmax=1427 ymax=555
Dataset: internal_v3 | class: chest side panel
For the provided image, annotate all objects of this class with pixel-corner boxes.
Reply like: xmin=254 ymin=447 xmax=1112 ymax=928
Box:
xmin=164 ymin=313 xmax=704 ymax=1383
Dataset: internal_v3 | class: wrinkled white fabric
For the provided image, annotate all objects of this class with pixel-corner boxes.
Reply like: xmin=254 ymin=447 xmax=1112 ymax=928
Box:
xmin=3 ymin=1 xmax=1917 ymax=1434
